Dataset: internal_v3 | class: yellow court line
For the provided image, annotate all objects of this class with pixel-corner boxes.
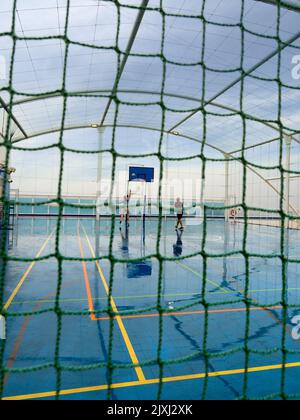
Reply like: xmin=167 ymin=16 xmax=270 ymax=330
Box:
xmin=4 ymin=360 xmax=300 ymax=400
xmin=175 ymin=261 xmax=230 ymax=294
xmin=3 ymin=232 xmax=54 ymax=311
xmin=77 ymin=228 xmax=97 ymax=321
xmin=9 ymin=286 xmax=300 ymax=307
xmin=81 ymin=225 xmax=146 ymax=383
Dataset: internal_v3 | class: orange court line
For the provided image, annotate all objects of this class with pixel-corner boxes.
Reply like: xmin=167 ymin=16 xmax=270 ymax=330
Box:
xmin=78 ymin=224 xmax=146 ymax=382
xmin=77 ymin=228 xmax=97 ymax=321
xmin=93 ymin=305 xmax=283 ymax=321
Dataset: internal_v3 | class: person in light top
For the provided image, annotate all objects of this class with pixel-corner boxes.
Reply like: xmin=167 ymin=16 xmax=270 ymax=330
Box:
xmin=174 ymin=197 xmax=184 ymax=230
xmin=120 ymin=190 xmax=132 ymax=227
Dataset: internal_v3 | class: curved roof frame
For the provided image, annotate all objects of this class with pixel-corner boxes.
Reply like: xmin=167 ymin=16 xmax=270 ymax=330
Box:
xmin=167 ymin=29 xmax=300 ymax=134
xmin=8 ymin=89 xmax=300 ymax=152
xmin=2 ymin=0 xmax=300 ymax=151
xmin=254 ymin=0 xmax=300 ymax=13
xmin=11 ymin=122 xmax=226 ymax=156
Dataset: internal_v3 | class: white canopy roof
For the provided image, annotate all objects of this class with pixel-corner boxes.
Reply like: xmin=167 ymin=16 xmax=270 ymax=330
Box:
xmin=0 ymin=0 xmax=299 ymax=155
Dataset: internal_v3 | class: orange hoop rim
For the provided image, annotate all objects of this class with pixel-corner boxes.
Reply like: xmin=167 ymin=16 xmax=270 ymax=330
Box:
xmin=230 ymin=209 xmax=238 ymax=217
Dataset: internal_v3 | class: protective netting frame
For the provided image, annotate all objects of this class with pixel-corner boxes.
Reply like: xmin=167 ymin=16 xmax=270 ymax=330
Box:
xmin=0 ymin=0 xmax=300 ymax=401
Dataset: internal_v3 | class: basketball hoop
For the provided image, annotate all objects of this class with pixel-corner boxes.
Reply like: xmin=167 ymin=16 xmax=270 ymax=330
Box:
xmin=230 ymin=209 xmax=238 ymax=218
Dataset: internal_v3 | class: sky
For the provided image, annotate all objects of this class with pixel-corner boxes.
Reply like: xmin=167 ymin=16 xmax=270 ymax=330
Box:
xmin=0 ymin=0 xmax=299 ymax=211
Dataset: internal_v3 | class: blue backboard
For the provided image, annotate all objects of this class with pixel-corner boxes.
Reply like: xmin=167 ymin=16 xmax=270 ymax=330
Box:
xmin=129 ymin=166 xmax=154 ymax=183
xmin=127 ymin=261 xmax=152 ymax=278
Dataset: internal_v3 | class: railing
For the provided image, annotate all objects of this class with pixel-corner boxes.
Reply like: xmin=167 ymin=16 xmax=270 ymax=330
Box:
xmin=14 ymin=195 xmax=225 ymax=218
xmin=10 ymin=189 xmax=19 ymax=218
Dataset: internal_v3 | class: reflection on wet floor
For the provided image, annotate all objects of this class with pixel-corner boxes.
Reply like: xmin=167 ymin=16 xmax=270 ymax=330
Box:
xmin=2 ymin=217 xmax=300 ymax=400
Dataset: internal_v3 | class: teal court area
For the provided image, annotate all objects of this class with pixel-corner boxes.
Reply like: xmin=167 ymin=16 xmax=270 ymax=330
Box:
xmin=1 ymin=0 xmax=300 ymax=402
xmin=1 ymin=217 xmax=300 ymax=400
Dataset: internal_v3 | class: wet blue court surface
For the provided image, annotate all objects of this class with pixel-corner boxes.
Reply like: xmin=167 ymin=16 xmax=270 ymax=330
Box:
xmin=1 ymin=217 xmax=300 ymax=400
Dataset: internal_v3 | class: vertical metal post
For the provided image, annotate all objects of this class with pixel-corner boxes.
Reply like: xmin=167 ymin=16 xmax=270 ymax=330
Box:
xmin=96 ymin=127 xmax=105 ymax=222
xmin=125 ymin=179 xmax=130 ymax=238
xmin=0 ymin=127 xmax=10 ymax=167
xmin=285 ymin=135 xmax=292 ymax=229
xmin=284 ymin=135 xmax=292 ymax=302
xmin=224 ymin=153 xmax=230 ymax=223
xmin=200 ymin=158 xmax=206 ymax=224
xmin=165 ymin=133 xmax=170 ymax=220
xmin=95 ymin=127 xmax=105 ymax=259
xmin=223 ymin=220 xmax=230 ymax=289
xmin=143 ymin=180 xmax=146 ymax=243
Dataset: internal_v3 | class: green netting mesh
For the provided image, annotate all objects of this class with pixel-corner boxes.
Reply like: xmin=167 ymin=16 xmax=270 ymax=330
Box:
xmin=0 ymin=0 xmax=300 ymax=401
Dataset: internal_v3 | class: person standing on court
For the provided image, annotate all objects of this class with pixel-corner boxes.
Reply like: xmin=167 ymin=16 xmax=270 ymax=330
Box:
xmin=173 ymin=228 xmax=183 ymax=257
xmin=174 ymin=197 xmax=184 ymax=230
xmin=120 ymin=190 xmax=132 ymax=227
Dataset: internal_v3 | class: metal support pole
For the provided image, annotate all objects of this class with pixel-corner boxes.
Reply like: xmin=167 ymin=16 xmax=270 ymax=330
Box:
xmin=143 ymin=180 xmax=146 ymax=243
xmin=165 ymin=133 xmax=170 ymax=221
xmin=224 ymin=154 xmax=230 ymax=223
xmin=100 ymin=0 xmax=150 ymax=126
xmin=284 ymin=135 xmax=292 ymax=300
xmin=96 ymin=127 xmax=105 ymax=221
xmin=222 ymin=220 xmax=230 ymax=289
xmin=200 ymin=159 xmax=206 ymax=224
xmin=285 ymin=135 xmax=292 ymax=229
xmin=126 ymin=180 xmax=130 ymax=223
xmin=95 ymin=127 xmax=105 ymax=259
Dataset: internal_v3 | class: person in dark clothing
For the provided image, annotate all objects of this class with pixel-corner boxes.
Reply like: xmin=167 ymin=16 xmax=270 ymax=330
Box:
xmin=173 ymin=228 xmax=183 ymax=257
